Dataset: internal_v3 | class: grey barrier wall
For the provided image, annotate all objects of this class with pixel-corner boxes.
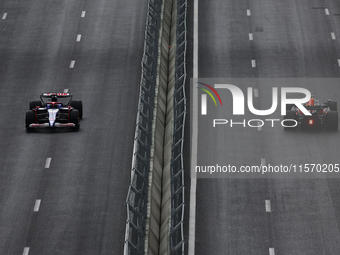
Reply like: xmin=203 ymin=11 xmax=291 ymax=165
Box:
xmin=124 ymin=0 xmax=187 ymax=254
xmin=158 ymin=0 xmax=187 ymax=254
xmin=159 ymin=0 xmax=176 ymax=254
xmin=169 ymin=1 xmax=187 ymax=253
xmin=124 ymin=0 xmax=163 ymax=254
xmin=145 ymin=0 xmax=173 ymax=253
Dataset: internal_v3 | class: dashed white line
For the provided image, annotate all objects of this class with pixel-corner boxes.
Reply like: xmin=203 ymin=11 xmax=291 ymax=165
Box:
xmin=63 ymin=89 xmax=68 ymax=93
xmin=44 ymin=157 xmax=51 ymax=168
xmin=23 ymin=247 xmax=30 ymax=255
xmin=76 ymin=34 xmax=82 ymax=42
xmin=251 ymin=59 xmax=256 ymax=68
xmin=70 ymin=60 xmax=75 ymax=68
xmin=2 ymin=13 xmax=7 ymax=20
xmin=331 ymin=32 xmax=336 ymax=40
xmin=247 ymin=9 xmax=251 ymax=16
xmin=337 ymin=59 xmax=340 ymax=67
xmin=269 ymin=248 xmax=275 ymax=255
xmin=249 ymin=33 xmax=253 ymax=40
xmin=81 ymin=11 xmax=86 ymax=18
xmin=261 ymin=158 xmax=266 ymax=166
xmin=325 ymin=8 xmax=330 ymax=15
xmin=34 ymin=199 xmax=41 ymax=212
xmin=265 ymin=200 xmax=271 ymax=212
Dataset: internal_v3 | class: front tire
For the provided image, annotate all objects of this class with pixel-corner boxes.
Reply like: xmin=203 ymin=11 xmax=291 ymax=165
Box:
xmin=286 ymin=104 xmax=294 ymax=111
xmin=70 ymin=100 xmax=83 ymax=119
xmin=69 ymin=109 xmax=80 ymax=129
xmin=26 ymin=110 xmax=35 ymax=130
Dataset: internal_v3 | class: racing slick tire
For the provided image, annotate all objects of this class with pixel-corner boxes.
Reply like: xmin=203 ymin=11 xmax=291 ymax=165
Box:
xmin=70 ymin=100 xmax=83 ymax=119
xmin=25 ymin=110 xmax=35 ymax=130
xmin=325 ymin=111 xmax=338 ymax=131
xmin=327 ymin=101 xmax=337 ymax=111
xmin=283 ymin=110 xmax=297 ymax=130
xmin=70 ymin=109 xmax=80 ymax=129
xmin=29 ymin=100 xmax=42 ymax=110
xmin=286 ymin=104 xmax=295 ymax=111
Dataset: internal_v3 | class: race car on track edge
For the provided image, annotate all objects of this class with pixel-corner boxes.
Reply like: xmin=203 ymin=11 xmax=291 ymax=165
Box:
xmin=26 ymin=93 xmax=83 ymax=131
xmin=283 ymin=96 xmax=338 ymax=131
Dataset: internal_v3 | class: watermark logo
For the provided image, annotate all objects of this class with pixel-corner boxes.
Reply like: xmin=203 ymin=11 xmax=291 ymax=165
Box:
xmin=198 ymin=84 xmax=311 ymax=116
xmin=197 ymin=82 xmax=222 ymax=115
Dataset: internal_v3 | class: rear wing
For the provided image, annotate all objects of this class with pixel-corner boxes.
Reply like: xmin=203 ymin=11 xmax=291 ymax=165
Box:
xmin=304 ymin=105 xmax=326 ymax=110
xmin=41 ymin=92 xmax=72 ymax=98
xmin=40 ymin=93 xmax=73 ymax=104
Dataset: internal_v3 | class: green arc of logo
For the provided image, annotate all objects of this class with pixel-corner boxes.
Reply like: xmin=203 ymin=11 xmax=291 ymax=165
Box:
xmin=197 ymin=87 xmax=217 ymax=106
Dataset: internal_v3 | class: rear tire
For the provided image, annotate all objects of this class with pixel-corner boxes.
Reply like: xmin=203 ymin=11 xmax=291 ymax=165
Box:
xmin=70 ymin=100 xmax=83 ymax=119
xmin=326 ymin=111 xmax=338 ymax=131
xmin=283 ymin=110 xmax=297 ymax=129
xmin=327 ymin=101 xmax=337 ymax=111
xmin=69 ymin=109 xmax=80 ymax=129
xmin=26 ymin=110 xmax=35 ymax=130
xmin=29 ymin=100 xmax=42 ymax=110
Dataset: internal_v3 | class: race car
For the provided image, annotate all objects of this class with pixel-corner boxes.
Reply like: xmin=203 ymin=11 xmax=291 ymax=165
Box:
xmin=26 ymin=93 xmax=83 ymax=130
xmin=283 ymin=96 xmax=338 ymax=130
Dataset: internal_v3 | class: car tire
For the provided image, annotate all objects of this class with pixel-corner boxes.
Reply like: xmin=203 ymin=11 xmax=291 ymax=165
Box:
xmin=29 ymin=100 xmax=42 ymax=110
xmin=283 ymin=110 xmax=297 ymax=129
xmin=326 ymin=111 xmax=338 ymax=131
xmin=286 ymin=104 xmax=295 ymax=111
xmin=70 ymin=109 xmax=80 ymax=129
xmin=70 ymin=100 xmax=83 ymax=119
xmin=26 ymin=110 xmax=35 ymax=130
xmin=327 ymin=101 xmax=337 ymax=111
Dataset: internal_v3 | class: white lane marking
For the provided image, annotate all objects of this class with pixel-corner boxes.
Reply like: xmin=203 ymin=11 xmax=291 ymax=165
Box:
xmin=81 ymin=11 xmax=86 ymax=18
xmin=2 ymin=13 xmax=7 ymax=20
xmin=76 ymin=34 xmax=81 ymax=42
xmin=249 ymin=33 xmax=253 ymax=40
xmin=201 ymin=94 xmax=207 ymax=115
xmin=189 ymin=1 xmax=198 ymax=254
xmin=331 ymin=32 xmax=336 ymax=40
xmin=265 ymin=200 xmax=271 ymax=212
xmin=252 ymin=59 xmax=256 ymax=67
xmin=325 ymin=8 xmax=330 ymax=15
xmin=261 ymin=158 xmax=266 ymax=166
xmin=63 ymin=89 xmax=68 ymax=93
xmin=269 ymin=248 xmax=275 ymax=255
xmin=247 ymin=9 xmax=251 ymax=16
xmin=338 ymin=59 xmax=340 ymax=67
xmin=23 ymin=247 xmax=30 ymax=255
xmin=70 ymin=60 xmax=75 ymax=68
xmin=34 ymin=199 xmax=41 ymax=212
xmin=254 ymin=88 xmax=259 ymax=97
xmin=44 ymin=157 xmax=51 ymax=168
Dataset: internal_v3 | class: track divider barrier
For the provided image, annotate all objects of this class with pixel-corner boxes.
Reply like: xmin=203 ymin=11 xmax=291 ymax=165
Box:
xmin=124 ymin=0 xmax=187 ymax=254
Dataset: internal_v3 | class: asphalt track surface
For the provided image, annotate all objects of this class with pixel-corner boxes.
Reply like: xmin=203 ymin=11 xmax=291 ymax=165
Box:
xmin=0 ymin=0 xmax=147 ymax=254
xmin=190 ymin=0 xmax=340 ymax=254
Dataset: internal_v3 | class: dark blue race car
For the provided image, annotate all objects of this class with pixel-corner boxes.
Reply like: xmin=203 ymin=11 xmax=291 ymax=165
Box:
xmin=26 ymin=93 xmax=83 ymax=130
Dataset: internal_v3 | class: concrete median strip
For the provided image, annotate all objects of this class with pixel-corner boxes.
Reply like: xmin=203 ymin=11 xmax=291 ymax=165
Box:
xmin=145 ymin=0 xmax=175 ymax=253
xmin=125 ymin=0 xmax=186 ymax=254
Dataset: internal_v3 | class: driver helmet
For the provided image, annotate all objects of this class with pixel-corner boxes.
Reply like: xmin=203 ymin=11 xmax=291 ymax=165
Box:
xmin=307 ymin=95 xmax=315 ymax=106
